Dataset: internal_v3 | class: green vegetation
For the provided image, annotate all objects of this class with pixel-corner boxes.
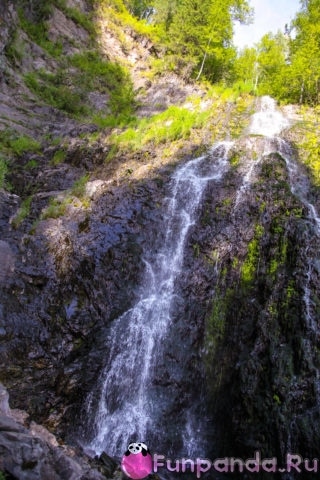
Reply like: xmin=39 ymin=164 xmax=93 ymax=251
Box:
xmin=205 ymin=289 xmax=231 ymax=364
xmin=24 ymin=51 xmax=135 ymax=122
xmin=241 ymin=224 xmax=264 ymax=284
xmin=41 ymin=174 xmax=90 ymax=220
xmin=0 ymin=130 xmax=41 ymax=157
xmin=24 ymin=70 xmax=88 ymax=116
xmin=69 ymin=51 xmax=135 ymax=118
xmin=51 ymin=149 xmax=67 ymax=165
xmin=11 ymin=196 xmax=33 ymax=228
xmin=0 ymin=472 xmax=6 ymax=480
xmin=0 ymin=155 xmax=8 ymax=189
xmin=293 ymin=106 xmax=320 ymax=185
xmin=113 ymin=105 xmax=209 ymax=150
xmin=234 ymin=0 xmax=320 ymax=105
xmin=18 ymin=7 xmax=63 ymax=57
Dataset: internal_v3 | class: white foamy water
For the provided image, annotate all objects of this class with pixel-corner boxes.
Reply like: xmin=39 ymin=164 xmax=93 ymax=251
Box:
xmin=86 ymin=142 xmax=233 ymax=456
xmin=249 ymin=96 xmax=290 ymax=137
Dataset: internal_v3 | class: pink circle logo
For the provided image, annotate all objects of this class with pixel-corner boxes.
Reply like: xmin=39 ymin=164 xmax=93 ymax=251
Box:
xmin=121 ymin=442 xmax=153 ymax=479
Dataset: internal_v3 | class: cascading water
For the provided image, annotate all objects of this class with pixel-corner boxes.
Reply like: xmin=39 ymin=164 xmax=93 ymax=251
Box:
xmin=83 ymin=96 xmax=320 ymax=476
xmin=240 ymin=97 xmax=320 ymax=331
xmin=85 ymin=141 xmax=233 ymax=458
xmin=233 ymin=96 xmax=320 ymax=472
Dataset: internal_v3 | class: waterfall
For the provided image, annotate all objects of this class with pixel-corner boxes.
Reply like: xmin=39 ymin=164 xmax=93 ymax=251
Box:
xmin=84 ymin=96 xmax=320 ymax=472
xmin=233 ymin=97 xmax=320 ymax=333
xmin=85 ymin=142 xmax=233 ymax=457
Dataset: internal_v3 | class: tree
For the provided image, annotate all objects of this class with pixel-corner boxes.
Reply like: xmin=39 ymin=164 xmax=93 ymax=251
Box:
xmin=233 ymin=47 xmax=260 ymax=92
xmin=255 ymin=32 xmax=288 ymax=97
xmin=164 ymin=0 xmax=252 ymax=80
xmin=288 ymin=0 xmax=320 ymax=104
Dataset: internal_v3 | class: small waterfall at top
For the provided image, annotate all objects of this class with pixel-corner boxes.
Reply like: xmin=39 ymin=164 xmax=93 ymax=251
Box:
xmin=246 ymin=97 xmax=320 ymax=333
xmin=85 ymin=141 xmax=233 ymax=458
xmin=233 ymin=96 xmax=290 ymax=211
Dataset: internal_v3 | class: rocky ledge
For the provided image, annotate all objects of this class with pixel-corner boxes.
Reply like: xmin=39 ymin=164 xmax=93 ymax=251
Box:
xmin=0 ymin=383 xmax=119 ymax=480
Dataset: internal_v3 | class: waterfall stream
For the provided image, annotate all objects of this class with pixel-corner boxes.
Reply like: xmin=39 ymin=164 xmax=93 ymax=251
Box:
xmin=85 ymin=96 xmax=320 ymax=472
xmin=86 ymin=142 xmax=233 ymax=457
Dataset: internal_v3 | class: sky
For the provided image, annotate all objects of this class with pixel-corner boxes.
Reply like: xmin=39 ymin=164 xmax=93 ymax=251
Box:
xmin=233 ymin=0 xmax=301 ymax=50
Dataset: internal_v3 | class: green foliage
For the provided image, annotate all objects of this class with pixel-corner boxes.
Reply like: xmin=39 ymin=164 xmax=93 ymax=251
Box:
xmin=151 ymin=0 xmax=252 ymax=80
xmin=51 ymin=149 xmax=67 ymax=165
xmin=11 ymin=196 xmax=33 ymax=228
xmin=0 ymin=154 xmax=8 ymax=189
xmin=241 ymin=224 xmax=264 ymax=284
xmin=113 ymin=105 xmax=209 ymax=150
xmin=71 ymin=174 xmax=89 ymax=198
xmin=0 ymin=129 xmax=40 ymax=156
xmin=24 ymin=71 xmax=88 ymax=116
xmin=10 ymin=136 xmax=41 ymax=156
xmin=0 ymin=471 xmax=6 ymax=480
xmin=24 ymin=50 xmax=135 ymax=122
xmin=41 ymin=197 xmax=68 ymax=219
xmin=233 ymin=0 xmax=320 ymax=105
xmin=294 ymin=106 xmax=320 ymax=185
xmin=5 ymin=29 xmax=25 ymax=64
xmin=41 ymin=175 xmax=90 ymax=220
xmin=54 ymin=0 xmax=96 ymax=36
xmin=70 ymin=51 xmax=135 ymax=117
xmin=18 ymin=7 xmax=62 ymax=56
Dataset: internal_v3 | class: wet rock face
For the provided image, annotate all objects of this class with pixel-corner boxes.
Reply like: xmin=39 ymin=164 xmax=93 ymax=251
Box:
xmin=0 ymin=176 xmax=165 ymax=438
xmin=183 ymin=147 xmax=320 ymax=467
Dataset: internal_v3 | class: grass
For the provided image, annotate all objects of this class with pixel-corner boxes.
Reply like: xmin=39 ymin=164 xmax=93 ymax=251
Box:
xmin=41 ymin=174 xmax=90 ymax=220
xmin=24 ymin=70 xmax=88 ymax=117
xmin=0 ymin=129 xmax=41 ymax=156
xmin=0 ymin=155 xmax=8 ymax=189
xmin=18 ymin=8 xmax=63 ymax=57
xmin=96 ymin=0 xmax=159 ymax=44
xmin=11 ymin=196 xmax=33 ymax=228
xmin=70 ymin=51 xmax=135 ymax=118
xmin=112 ymin=105 xmax=210 ymax=151
xmin=51 ymin=149 xmax=67 ymax=165
xmin=24 ymin=51 xmax=135 ymax=123
xmin=54 ymin=0 xmax=96 ymax=36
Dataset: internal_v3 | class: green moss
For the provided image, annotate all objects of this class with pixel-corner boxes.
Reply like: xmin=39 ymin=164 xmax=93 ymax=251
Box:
xmin=205 ymin=290 xmax=229 ymax=356
xmin=241 ymin=224 xmax=264 ymax=284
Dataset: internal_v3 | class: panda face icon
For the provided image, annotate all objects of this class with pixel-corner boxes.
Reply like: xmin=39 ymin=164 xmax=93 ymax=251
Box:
xmin=127 ymin=442 xmax=149 ymax=456
xmin=121 ymin=441 xmax=152 ymax=479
